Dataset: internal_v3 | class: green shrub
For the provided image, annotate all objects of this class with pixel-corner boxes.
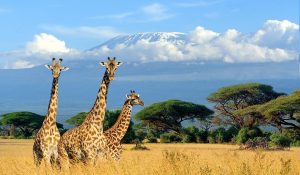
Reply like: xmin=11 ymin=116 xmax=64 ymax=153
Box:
xmin=131 ymin=139 xmax=149 ymax=150
xmin=226 ymin=126 xmax=239 ymax=140
xmin=236 ymin=127 xmax=263 ymax=144
xmin=197 ymin=130 xmax=208 ymax=143
xmin=236 ymin=128 xmax=249 ymax=144
xmin=182 ymin=134 xmax=193 ymax=143
xmin=269 ymin=132 xmax=292 ymax=149
xmin=160 ymin=132 xmax=181 ymax=143
xmin=291 ymin=140 xmax=300 ymax=147
xmin=208 ymin=136 xmax=215 ymax=143
xmin=182 ymin=126 xmax=199 ymax=143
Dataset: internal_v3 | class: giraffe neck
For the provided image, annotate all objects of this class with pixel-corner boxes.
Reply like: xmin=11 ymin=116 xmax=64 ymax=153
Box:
xmin=83 ymin=70 xmax=110 ymax=127
xmin=108 ymin=100 xmax=132 ymax=141
xmin=43 ymin=77 xmax=59 ymax=126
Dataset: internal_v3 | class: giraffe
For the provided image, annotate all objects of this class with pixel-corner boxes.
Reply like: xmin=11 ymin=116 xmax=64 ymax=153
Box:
xmin=33 ymin=58 xmax=69 ymax=170
xmin=57 ymin=57 xmax=122 ymax=168
xmin=103 ymin=90 xmax=144 ymax=160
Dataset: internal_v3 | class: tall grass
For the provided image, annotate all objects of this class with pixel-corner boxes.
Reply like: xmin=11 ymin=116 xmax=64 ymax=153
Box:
xmin=0 ymin=140 xmax=299 ymax=175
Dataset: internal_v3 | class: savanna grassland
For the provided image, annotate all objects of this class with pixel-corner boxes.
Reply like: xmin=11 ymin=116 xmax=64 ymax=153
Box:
xmin=0 ymin=139 xmax=299 ymax=175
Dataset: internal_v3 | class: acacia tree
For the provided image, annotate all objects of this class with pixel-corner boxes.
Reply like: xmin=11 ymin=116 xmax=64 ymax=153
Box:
xmin=207 ymin=83 xmax=284 ymax=128
xmin=65 ymin=110 xmax=136 ymax=143
xmin=134 ymin=99 xmax=214 ymax=134
xmin=0 ymin=111 xmax=63 ymax=138
xmin=236 ymin=90 xmax=300 ymax=131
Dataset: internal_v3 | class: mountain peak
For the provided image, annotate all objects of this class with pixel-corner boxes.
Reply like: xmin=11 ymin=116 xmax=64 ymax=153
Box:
xmin=90 ymin=32 xmax=188 ymax=50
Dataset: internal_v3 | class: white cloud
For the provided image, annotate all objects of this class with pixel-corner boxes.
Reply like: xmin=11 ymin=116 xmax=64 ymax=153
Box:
xmin=141 ymin=3 xmax=175 ymax=22
xmin=0 ymin=20 xmax=298 ymax=69
xmin=0 ymin=33 xmax=80 ymax=69
xmin=8 ymin=60 xmax=35 ymax=69
xmin=89 ymin=3 xmax=174 ymax=23
xmin=189 ymin=26 xmax=219 ymax=44
xmin=26 ymin=33 xmax=70 ymax=54
xmin=91 ymin=20 xmax=298 ymax=63
xmin=40 ymin=25 xmax=124 ymax=39
xmin=251 ymin=20 xmax=299 ymax=50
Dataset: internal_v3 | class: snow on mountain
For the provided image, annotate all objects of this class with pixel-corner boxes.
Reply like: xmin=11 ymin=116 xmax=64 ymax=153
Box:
xmin=89 ymin=32 xmax=188 ymax=50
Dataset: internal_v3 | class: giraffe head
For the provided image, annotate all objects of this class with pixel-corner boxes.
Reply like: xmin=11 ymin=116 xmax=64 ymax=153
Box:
xmin=100 ymin=57 xmax=122 ymax=81
xmin=126 ymin=90 xmax=144 ymax=106
xmin=45 ymin=58 xmax=69 ymax=78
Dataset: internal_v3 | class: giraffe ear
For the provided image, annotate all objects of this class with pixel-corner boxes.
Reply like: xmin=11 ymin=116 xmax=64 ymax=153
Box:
xmin=44 ymin=64 xmax=52 ymax=70
xmin=117 ymin=62 xmax=123 ymax=67
xmin=126 ymin=94 xmax=130 ymax=99
xmin=100 ymin=62 xmax=106 ymax=67
xmin=61 ymin=67 xmax=69 ymax=71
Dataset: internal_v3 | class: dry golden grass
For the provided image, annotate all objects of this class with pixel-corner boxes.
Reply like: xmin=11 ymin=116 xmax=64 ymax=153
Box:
xmin=0 ymin=139 xmax=299 ymax=175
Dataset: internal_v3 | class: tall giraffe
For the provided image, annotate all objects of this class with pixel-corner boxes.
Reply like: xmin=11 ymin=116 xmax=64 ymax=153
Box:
xmin=33 ymin=58 xmax=69 ymax=170
xmin=58 ymin=57 xmax=122 ymax=168
xmin=103 ymin=90 xmax=144 ymax=160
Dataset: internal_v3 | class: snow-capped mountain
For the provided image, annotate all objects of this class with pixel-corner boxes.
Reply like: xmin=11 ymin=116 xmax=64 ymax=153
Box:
xmin=90 ymin=32 xmax=188 ymax=50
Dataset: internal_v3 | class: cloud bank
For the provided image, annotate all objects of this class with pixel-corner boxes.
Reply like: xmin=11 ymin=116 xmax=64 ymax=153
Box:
xmin=0 ymin=33 xmax=79 ymax=69
xmin=91 ymin=20 xmax=298 ymax=63
xmin=0 ymin=20 xmax=298 ymax=69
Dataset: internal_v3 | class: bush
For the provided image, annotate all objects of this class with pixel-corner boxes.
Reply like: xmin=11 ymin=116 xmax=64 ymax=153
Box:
xmin=182 ymin=134 xmax=193 ymax=143
xmin=236 ymin=127 xmax=263 ymax=144
xmin=160 ymin=132 xmax=181 ymax=143
xmin=207 ymin=136 xmax=215 ymax=143
xmin=291 ymin=140 xmax=300 ymax=147
xmin=182 ymin=126 xmax=199 ymax=143
xmin=208 ymin=127 xmax=230 ymax=143
xmin=269 ymin=132 xmax=292 ymax=149
xmin=226 ymin=126 xmax=239 ymax=141
xmin=197 ymin=130 xmax=208 ymax=143
xmin=146 ymin=137 xmax=158 ymax=143
xmin=131 ymin=139 xmax=149 ymax=150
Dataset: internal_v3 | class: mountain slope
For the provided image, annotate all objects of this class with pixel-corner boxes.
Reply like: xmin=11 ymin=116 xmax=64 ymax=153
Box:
xmin=90 ymin=32 xmax=188 ymax=50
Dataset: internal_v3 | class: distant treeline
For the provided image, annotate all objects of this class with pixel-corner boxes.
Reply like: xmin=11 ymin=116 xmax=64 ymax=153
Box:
xmin=0 ymin=83 xmax=299 ymax=149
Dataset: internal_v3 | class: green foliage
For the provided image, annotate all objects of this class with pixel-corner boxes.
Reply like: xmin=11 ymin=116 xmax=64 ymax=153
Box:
xmin=133 ymin=123 xmax=147 ymax=141
xmin=131 ymin=139 xmax=149 ymax=150
xmin=66 ymin=110 xmax=136 ymax=143
xmin=182 ymin=126 xmax=200 ymax=143
xmin=197 ymin=130 xmax=209 ymax=143
xmin=258 ymin=91 xmax=300 ymax=130
xmin=236 ymin=128 xmax=249 ymax=144
xmin=226 ymin=126 xmax=239 ymax=140
xmin=160 ymin=132 xmax=182 ymax=143
xmin=0 ymin=111 xmax=63 ymax=138
xmin=208 ymin=83 xmax=283 ymax=128
xmin=65 ymin=112 xmax=87 ymax=127
xmin=269 ymin=132 xmax=292 ymax=149
xmin=236 ymin=89 xmax=300 ymax=131
xmin=207 ymin=127 xmax=238 ymax=143
xmin=135 ymin=99 xmax=213 ymax=133
xmin=236 ymin=127 xmax=263 ymax=144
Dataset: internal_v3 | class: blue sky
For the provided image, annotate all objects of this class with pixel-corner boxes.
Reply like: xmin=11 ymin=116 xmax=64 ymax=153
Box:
xmin=0 ymin=0 xmax=298 ymax=51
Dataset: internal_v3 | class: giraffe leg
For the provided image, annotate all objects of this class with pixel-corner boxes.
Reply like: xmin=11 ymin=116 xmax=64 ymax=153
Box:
xmin=50 ymin=146 xmax=59 ymax=169
xmin=82 ymin=149 xmax=97 ymax=166
xmin=57 ymin=144 xmax=70 ymax=173
xmin=33 ymin=151 xmax=42 ymax=175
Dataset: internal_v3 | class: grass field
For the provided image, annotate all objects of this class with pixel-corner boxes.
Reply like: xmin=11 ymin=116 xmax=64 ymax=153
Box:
xmin=0 ymin=139 xmax=299 ymax=175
